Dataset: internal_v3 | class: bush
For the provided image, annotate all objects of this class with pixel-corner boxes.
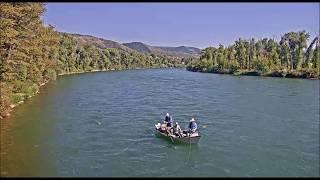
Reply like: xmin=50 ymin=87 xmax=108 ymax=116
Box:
xmin=25 ymin=84 xmax=39 ymax=97
xmin=43 ymin=69 xmax=57 ymax=81
xmin=252 ymin=59 xmax=269 ymax=73
xmin=0 ymin=83 xmax=13 ymax=117
xmin=228 ymin=60 xmax=240 ymax=73
xmin=12 ymin=80 xmax=31 ymax=93
xmin=10 ymin=93 xmax=25 ymax=104
xmin=13 ymin=80 xmax=39 ymax=97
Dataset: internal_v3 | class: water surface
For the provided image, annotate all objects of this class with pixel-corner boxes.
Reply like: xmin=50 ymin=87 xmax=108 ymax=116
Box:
xmin=1 ymin=68 xmax=319 ymax=177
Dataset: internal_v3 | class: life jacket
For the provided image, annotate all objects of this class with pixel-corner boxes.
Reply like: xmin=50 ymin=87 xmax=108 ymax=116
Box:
xmin=189 ymin=121 xmax=197 ymax=130
xmin=174 ymin=125 xmax=181 ymax=133
xmin=165 ymin=115 xmax=170 ymax=122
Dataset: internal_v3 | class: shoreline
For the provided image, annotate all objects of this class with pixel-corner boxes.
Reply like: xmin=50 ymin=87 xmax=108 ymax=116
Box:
xmin=186 ymin=68 xmax=320 ymax=80
xmin=1 ymin=69 xmax=112 ymax=119
xmin=0 ymin=82 xmax=46 ymax=120
xmin=56 ymin=66 xmax=182 ymax=76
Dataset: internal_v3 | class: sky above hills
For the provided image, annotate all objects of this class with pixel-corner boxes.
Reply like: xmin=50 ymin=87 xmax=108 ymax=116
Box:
xmin=43 ymin=3 xmax=319 ymax=49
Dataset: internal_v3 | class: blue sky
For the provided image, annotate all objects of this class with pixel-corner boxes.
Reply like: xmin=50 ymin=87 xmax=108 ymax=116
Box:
xmin=43 ymin=3 xmax=319 ymax=49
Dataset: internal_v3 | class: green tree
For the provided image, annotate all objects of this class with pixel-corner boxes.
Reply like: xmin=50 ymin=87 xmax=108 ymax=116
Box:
xmin=235 ymin=38 xmax=246 ymax=69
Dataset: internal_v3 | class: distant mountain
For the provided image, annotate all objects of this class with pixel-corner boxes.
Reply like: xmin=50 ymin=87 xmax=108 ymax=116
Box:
xmin=122 ymin=42 xmax=152 ymax=53
xmin=68 ymin=33 xmax=134 ymax=52
xmin=155 ymin=46 xmax=201 ymax=55
xmin=123 ymin=42 xmax=201 ymax=57
xmin=66 ymin=33 xmax=201 ymax=57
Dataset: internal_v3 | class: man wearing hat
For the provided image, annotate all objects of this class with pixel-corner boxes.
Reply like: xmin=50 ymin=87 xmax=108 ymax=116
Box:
xmin=164 ymin=113 xmax=170 ymax=123
xmin=162 ymin=112 xmax=174 ymax=133
xmin=163 ymin=113 xmax=173 ymax=127
xmin=173 ymin=122 xmax=183 ymax=137
xmin=188 ymin=118 xmax=198 ymax=133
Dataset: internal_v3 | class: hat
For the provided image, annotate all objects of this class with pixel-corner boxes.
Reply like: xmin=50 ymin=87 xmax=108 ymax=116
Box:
xmin=166 ymin=113 xmax=169 ymax=116
xmin=190 ymin=118 xmax=195 ymax=122
xmin=175 ymin=122 xmax=179 ymax=125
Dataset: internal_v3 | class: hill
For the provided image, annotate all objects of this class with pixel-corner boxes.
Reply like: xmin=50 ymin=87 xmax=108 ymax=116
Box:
xmin=68 ymin=33 xmax=134 ymax=52
xmin=123 ymin=42 xmax=201 ymax=57
xmin=66 ymin=33 xmax=201 ymax=57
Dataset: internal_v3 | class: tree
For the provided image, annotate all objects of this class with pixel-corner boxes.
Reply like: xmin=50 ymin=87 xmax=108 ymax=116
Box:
xmin=280 ymin=36 xmax=291 ymax=70
xmin=312 ymin=42 xmax=320 ymax=70
xmin=186 ymin=30 xmax=317 ymax=78
xmin=248 ymin=38 xmax=256 ymax=70
xmin=304 ymin=36 xmax=319 ymax=68
xmin=217 ymin=44 xmax=225 ymax=70
xmin=266 ymin=39 xmax=280 ymax=70
xmin=280 ymin=31 xmax=309 ymax=70
xmin=235 ymin=38 xmax=246 ymax=69
xmin=296 ymin=31 xmax=310 ymax=70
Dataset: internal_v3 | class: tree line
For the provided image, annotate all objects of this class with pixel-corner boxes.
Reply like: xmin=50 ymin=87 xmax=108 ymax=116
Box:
xmin=57 ymin=33 xmax=183 ymax=75
xmin=0 ymin=3 xmax=183 ymax=118
xmin=186 ymin=31 xmax=319 ymax=78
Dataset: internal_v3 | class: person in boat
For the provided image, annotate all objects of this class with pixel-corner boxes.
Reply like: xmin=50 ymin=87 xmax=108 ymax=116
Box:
xmin=164 ymin=113 xmax=170 ymax=123
xmin=187 ymin=118 xmax=197 ymax=134
xmin=160 ymin=113 xmax=173 ymax=133
xmin=163 ymin=113 xmax=173 ymax=128
xmin=173 ymin=122 xmax=183 ymax=137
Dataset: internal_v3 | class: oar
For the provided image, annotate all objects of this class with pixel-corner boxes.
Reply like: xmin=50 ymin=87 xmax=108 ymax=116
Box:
xmin=169 ymin=134 xmax=174 ymax=143
xmin=166 ymin=129 xmax=174 ymax=143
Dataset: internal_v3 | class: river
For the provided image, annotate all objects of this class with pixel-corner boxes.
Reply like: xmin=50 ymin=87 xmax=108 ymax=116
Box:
xmin=0 ymin=68 xmax=319 ymax=177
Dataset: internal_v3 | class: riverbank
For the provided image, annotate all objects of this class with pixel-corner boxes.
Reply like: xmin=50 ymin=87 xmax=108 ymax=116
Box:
xmin=56 ymin=67 xmax=162 ymax=76
xmin=0 ymin=80 xmax=49 ymax=119
xmin=0 ymin=70 xmax=111 ymax=119
xmin=0 ymin=69 xmax=116 ymax=119
xmin=186 ymin=68 xmax=320 ymax=80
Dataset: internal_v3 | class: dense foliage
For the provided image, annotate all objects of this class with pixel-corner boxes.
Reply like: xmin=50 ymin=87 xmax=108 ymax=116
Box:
xmin=57 ymin=33 xmax=183 ymax=74
xmin=186 ymin=32 xmax=319 ymax=78
xmin=0 ymin=3 xmax=183 ymax=118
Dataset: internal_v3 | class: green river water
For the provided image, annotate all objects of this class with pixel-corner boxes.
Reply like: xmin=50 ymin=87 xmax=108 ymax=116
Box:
xmin=0 ymin=68 xmax=319 ymax=177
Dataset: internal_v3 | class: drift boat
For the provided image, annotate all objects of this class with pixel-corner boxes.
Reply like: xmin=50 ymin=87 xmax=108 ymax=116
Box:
xmin=155 ymin=123 xmax=201 ymax=144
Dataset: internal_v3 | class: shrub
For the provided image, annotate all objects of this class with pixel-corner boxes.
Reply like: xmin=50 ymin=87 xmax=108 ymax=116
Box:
xmin=10 ymin=93 xmax=25 ymax=104
xmin=252 ymin=58 xmax=269 ymax=73
xmin=228 ymin=60 xmax=240 ymax=73
xmin=24 ymin=83 xmax=39 ymax=97
xmin=43 ymin=69 xmax=57 ymax=81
